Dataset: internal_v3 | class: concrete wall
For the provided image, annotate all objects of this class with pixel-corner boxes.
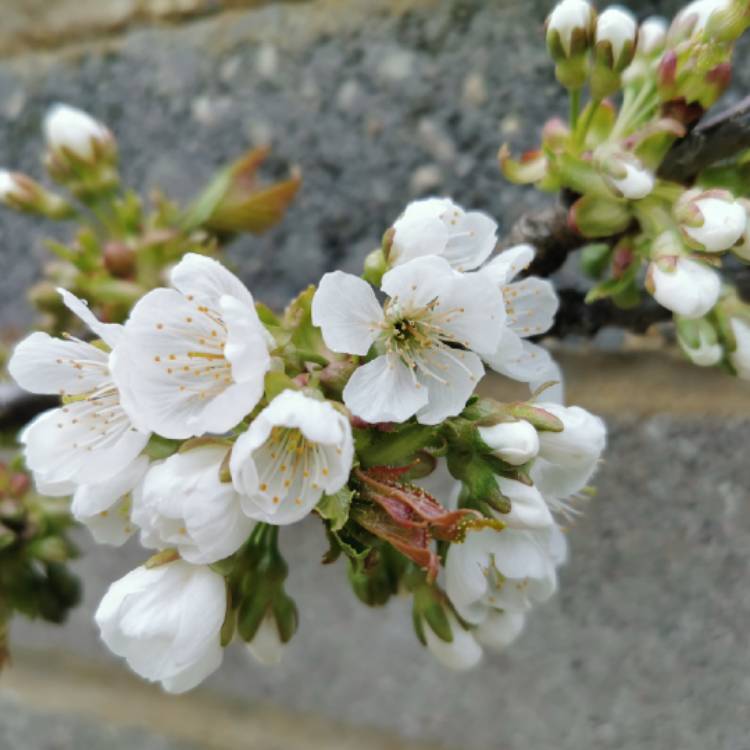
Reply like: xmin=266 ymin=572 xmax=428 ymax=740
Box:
xmin=1 ymin=2 xmax=749 ymax=749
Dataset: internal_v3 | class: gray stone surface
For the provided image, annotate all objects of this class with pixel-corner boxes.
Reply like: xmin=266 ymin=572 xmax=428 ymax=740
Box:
xmin=12 ymin=414 xmax=750 ymax=750
xmin=0 ymin=0 xmax=745 ymax=329
xmin=0 ymin=695 xmax=201 ymax=750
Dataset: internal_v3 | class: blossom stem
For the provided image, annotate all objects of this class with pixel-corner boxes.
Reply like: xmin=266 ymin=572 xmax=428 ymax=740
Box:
xmin=569 ymin=88 xmax=582 ymax=130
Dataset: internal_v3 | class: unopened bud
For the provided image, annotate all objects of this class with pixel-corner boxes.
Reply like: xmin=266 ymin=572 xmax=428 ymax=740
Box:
xmin=677 ymin=189 xmax=747 ymax=253
xmin=647 ymin=255 xmax=721 ymax=319
xmin=478 ymin=420 xmax=540 ymax=466
xmin=597 ymin=149 xmax=655 ymax=200
xmin=103 ymin=241 xmax=136 ymax=278
xmin=0 ymin=170 xmax=74 ymax=219
xmin=546 ymin=0 xmax=597 ymax=90
xmin=246 ymin=612 xmax=288 ymax=666
xmin=44 ymin=104 xmax=113 ymax=163
xmin=637 ymin=16 xmax=668 ymax=56
xmin=568 ymin=194 xmax=632 ymax=238
xmin=591 ymin=6 xmax=638 ymax=98
xmin=676 ymin=317 xmax=723 ymax=366
xmin=671 ymin=0 xmax=744 ymax=42
xmin=729 ymin=317 xmax=750 ymax=379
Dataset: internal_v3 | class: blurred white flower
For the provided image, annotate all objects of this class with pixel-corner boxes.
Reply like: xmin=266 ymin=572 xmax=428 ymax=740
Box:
xmin=95 ymin=560 xmax=226 ymax=694
xmin=312 ymin=255 xmax=505 ymax=425
xmin=112 ymin=253 xmax=273 ymax=439
xmin=729 ymin=317 xmax=750 ymax=380
xmin=475 ymin=610 xmax=526 ymax=653
xmin=423 ymin=610 xmax=483 ymax=671
xmin=547 ymin=0 xmax=596 ymax=57
xmin=231 ymin=390 xmax=354 ymax=525
xmin=246 ymin=614 xmax=287 ymax=666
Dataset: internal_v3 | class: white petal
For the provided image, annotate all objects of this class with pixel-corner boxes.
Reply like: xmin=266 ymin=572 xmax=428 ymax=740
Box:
xmin=343 ymin=354 xmax=427 ymax=423
xmin=247 ymin=615 xmax=286 ymax=666
xmin=311 ymin=271 xmax=383 ymax=356
xmin=504 ymin=277 xmax=559 ymax=338
xmin=476 ymin=610 xmax=526 ymax=652
xmin=58 ymin=288 xmax=123 ymax=348
xmin=423 ymin=612 xmax=483 ymax=671
xmin=72 ymin=455 xmax=149 ymax=517
xmin=170 ymin=253 xmax=254 ymax=309
xmin=390 ymin=197 xmax=453 ymax=266
xmin=160 ymin=644 xmax=223 ymax=694
xmin=21 ymin=404 xmax=148 ymax=485
xmin=486 ymin=339 xmax=557 ymax=384
xmin=497 ymin=477 xmax=554 ymax=529
xmin=437 ymin=270 xmax=506 ymax=355
xmin=8 ymin=332 xmax=109 ymax=396
xmin=480 ymin=244 xmax=535 ymax=286
xmin=381 ymin=255 xmax=454 ymax=310
xmin=442 ymin=210 xmax=498 ymax=272
xmin=220 ymin=294 xmax=272 ymax=384
xmin=415 ymin=349 xmax=484 ymax=425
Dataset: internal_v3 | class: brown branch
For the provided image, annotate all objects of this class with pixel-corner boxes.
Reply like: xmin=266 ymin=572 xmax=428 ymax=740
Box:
xmin=658 ymin=94 xmax=750 ymax=183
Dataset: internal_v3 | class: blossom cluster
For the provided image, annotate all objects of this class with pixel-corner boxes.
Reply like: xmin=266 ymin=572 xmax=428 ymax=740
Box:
xmin=9 ymin=195 xmax=606 ymax=690
xmin=505 ymin=0 xmax=750 ymax=379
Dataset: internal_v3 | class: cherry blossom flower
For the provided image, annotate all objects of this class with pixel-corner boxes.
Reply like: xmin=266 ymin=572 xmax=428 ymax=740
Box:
xmin=8 ymin=290 xmax=149 ymax=485
xmin=112 ymin=253 xmax=273 ymax=439
xmin=389 ymin=197 xmax=498 ymax=271
xmin=648 ymin=256 xmax=721 ymax=319
xmin=71 ymin=455 xmax=149 ymax=546
xmin=312 ymin=255 xmax=505 ymax=425
xmin=132 ymin=445 xmax=254 ymax=564
xmin=230 ymin=390 xmax=354 ymax=525
xmin=95 ymin=559 xmax=226 ymax=694
xmin=423 ymin=610 xmax=483 ymax=671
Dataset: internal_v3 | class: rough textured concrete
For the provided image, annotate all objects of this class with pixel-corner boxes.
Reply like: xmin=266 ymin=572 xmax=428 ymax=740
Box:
xmin=2 ymin=2 xmax=750 ymax=749
xmin=0 ymin=0 xmax=745 ymax=330
xmin=11 ymin=407 xmax=750 ymax=750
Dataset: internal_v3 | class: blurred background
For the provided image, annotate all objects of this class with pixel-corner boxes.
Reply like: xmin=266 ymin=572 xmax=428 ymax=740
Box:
xmin=0 ymin=1 xmax=748 ymax=749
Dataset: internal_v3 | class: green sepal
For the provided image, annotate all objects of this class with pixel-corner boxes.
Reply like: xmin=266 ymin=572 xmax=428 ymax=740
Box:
xmin=580 ymin=242 xmax=613 ymax=279
xmin=316 ymin=487 xmax=353 ymax=532
xmin=264 ymin=371 xmax=299 ymax=402
xmin=143 ymin=434 xmax=181 ymax=460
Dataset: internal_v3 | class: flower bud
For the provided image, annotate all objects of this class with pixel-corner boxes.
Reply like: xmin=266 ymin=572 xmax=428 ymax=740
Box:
xmin=637 ymin=16 xmax=668 ymax=56
xmin=478 ymin=420 xmax=540 ymax=466
xmin=475 ymin=610 xmax=526 ymax=653
xmin=95 ymin=560 xmax=226 ymax=693
xmin=44 ymin=104 xmax=114 ymax=163
xmin=677 ymin=190 xmax=747 ymax=253
xmin=647 ymin=256 xmax=721 ymax=319
xmin=0 ymin=169 xmax=74 ymax=219
xmin=246 ymin=613 xmax=287 ymax=666
xmin=547 ymin=0 xmax=596 ymax=60
xmin=671 ymin=0 xmax=746 ymax=42
xmin=546 ymin=0 xmax=597 ymax=90
xmin=728 ymin=317 xmax=750 ymax=379
xmin=422 ymin=609 xmax=482 ymax=671
xmin=676 ymin=317 xmax=723 ymax=366
xmin=598 ymin=151 xmax=655 ymax=200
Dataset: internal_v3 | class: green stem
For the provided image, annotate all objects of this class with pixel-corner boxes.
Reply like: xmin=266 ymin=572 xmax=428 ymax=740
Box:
xmin=576 ymin=98 xmax=602 ymax=151
xmin=569 ymin=88 xmax=582 ymax=130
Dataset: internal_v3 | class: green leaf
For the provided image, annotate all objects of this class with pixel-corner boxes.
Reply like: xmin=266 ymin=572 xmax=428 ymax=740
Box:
xmin=264 ymin=371 xmax=299 ymax=402
xmin=316 ymin=487 xmax=353 ymax=532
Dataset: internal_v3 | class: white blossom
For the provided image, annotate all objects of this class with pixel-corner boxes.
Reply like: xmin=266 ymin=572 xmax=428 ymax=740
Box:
xmin=95 ymin=560 xmax=226 ymax=694
xmin=112 ymin=253 xmax=273 ymax=439
xmin=423 ymin=611 xmax=483 ymax=671
xmin=312 ymin=255 xmax=505 ymax=425
xmin=478 ymin=244 xmax=563 ymax=398
xmin=677 ymin=321 xmax=723 ymax=367
xmin=230 ymin=390 xmax=354 ymax=525
xmin=649 ymin=257 xmax=721 ymax=319
xmin=132 ymin=445 xmax=254 ymax=564
xmin=8 ymin=290 xmax=149 ymax=485
xmin=71 ymin=455 xmax=149 ymax=546
xmin=682 ymin=196 xmax=747 ymax=253
xmin=530 ymin=403 xmax=607 ymax=501
xmin=445 ymin=526 xmax=561 ymax=624
xmin=498 ymin=476 xmax=555 ymax=530
xmin=547 ymin=0 xmax=596 ymax=57
xmin=0 ymin=170 xmax=24 ymax=203
xmin=478 ymin=420 xmax=540 ymax=466
xmin=44 ymin=104 xmax=111 ymax=161
xmin=390 ymin=197 xmax=497 ymax=272
xmin=729 ymin=317 xmax=750 ymax=380
xmin=475 ymin=610 xmax=526 ymax=653
xmin=246 ymin=615 xmax=287 ymax=665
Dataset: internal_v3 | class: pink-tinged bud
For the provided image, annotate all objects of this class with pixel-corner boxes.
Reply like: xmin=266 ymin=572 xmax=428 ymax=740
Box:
xmin=671 ymin=0 xmax=737 ymax=41
xmin=542 ymin=118 xmax=571 ymax=150
xmin=648 ymin=256 xmax=721 ymax=319
xmin=677 ymin=189 xmax=747 ymax=253
xmin=498 ymin=145 xmax=549 ymax=185
xmin=658 ymin=50 xmax=678 ymax=89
